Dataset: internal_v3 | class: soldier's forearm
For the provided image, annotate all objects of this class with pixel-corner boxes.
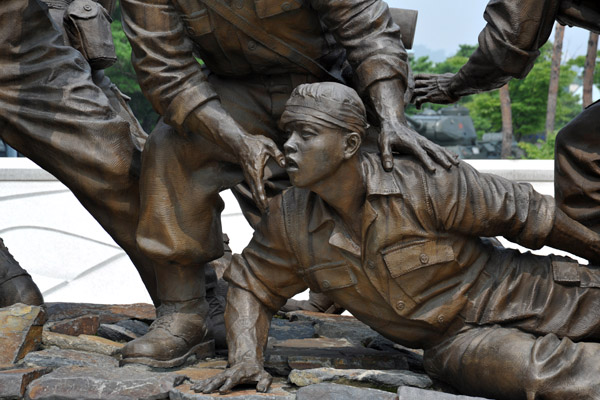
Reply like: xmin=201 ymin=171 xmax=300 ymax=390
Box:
xmin=545 ymin=209 xmax=600 ymax=264
xmin=225 ymin=285 xmax=273 ymax=366
xmin=184 ymin=100 xmax=251 ymax=155
xmin=366 ymin=79 xmax=407 ymax=125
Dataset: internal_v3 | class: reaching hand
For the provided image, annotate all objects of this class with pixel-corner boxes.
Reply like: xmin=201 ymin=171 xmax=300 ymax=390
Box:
xmin=379 ymin=119 xmax=458 ymax=172
xmin=412 ymin=73 xmax=460 ymax=109
xmin=233 ymin=133 xmax=285 ymax=213
xmin=192 ymin=362 xmax=273 ymax=394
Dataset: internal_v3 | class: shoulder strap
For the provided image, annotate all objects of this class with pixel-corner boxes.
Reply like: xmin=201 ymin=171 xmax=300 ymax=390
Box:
xmin=200 ymin=0 xmax=342 ymax=83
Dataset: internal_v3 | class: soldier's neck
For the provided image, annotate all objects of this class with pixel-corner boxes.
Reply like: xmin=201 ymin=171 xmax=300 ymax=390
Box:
xmin=311 ymin=156 xmax=366 ymax=240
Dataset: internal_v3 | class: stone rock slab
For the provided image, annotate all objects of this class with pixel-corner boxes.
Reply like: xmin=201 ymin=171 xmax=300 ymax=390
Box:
xmin=286 ymin=311 xmax=425 ymax=372
xmin=272 ymin=338 xmax=354 ymax=349
xmin=45 ymin=314 xmax=100 ymax=336
xmin=170 ymin=380 xmax=295 ymax=400
xmin=42 ymin=331 xmax=123 ymax=356
xmin=23 ymin=348 xmax=119 ymax=369
xmin=0 ymin=304 xmax=45 ymax=364
xmin=268 ymin=318 xmax=315 ymax=341
xmin=116 ymin=319 xmax=150 ymax=337
xmin=45 ymin=303 xmax=155 ymax=325
xmin=0 ymin=366 xmax=52 ymax=399
xmin=25 ymin=365 xmax=185 ymax=400
xmin=97 ymin=323 xmax=140 ymax=342
xmin=296 ymin=383 xmax=396 ymax=400
xmin=265 ymin=345 xmax=409 ymax=376
xmin=398 ymin=387 xmax=492 ymax=400
xmin=289 ymin=367 xmax=432 ymax=390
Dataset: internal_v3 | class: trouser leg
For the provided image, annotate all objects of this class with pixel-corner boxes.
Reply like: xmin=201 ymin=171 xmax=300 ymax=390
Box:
xmin=424 ymin=326 xmax=600 ymax=400
xmin=0 ymin=237 xmax=43 ymax=307
xmin=122 ymin=120 xmax=242 ymax=364
xmin=0 ymin=0 xmax=158 ymax=303
xmin=555 ymin=101 xmax=600 ymax=232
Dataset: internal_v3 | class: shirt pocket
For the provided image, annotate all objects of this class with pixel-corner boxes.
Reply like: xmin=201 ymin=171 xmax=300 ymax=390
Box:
xmin=180 ymin=8 xmax=214 ymax=38
xmin=382 ymin=239 xmax=457 ymax=302
xmin=382 ymin=239 xmax=455 ymax=278
xmin=305 ymin=261 xmax=357 ymax=293
xmin=255 ymin=0 xmax=302 ymax=18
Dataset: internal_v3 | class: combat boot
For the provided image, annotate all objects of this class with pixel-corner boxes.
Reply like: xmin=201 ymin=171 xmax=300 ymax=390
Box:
xmin=120 ymin=264 xmax=214 ymax=368
xmin=120 ymin=298 xmax=214 ymax=368
xmin=0 ymin=238 xmax=43 ymax=307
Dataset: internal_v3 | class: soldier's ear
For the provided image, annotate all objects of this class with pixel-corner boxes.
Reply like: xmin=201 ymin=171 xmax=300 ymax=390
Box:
xmin=343 ymin=132 xmax=361 ymax=159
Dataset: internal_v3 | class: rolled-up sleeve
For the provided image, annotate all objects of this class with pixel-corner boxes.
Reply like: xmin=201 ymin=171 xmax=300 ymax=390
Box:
xmin=452 ymin=0 xmax=559 ymax=96
xmin=311 ymin=0 xmax=409 ymax=95
xmin=224 ymin=196 xmax=308 ymax=312
xmin=121 ymin=0 xmax=218 ymax=129
xmin=426 ymin=162 xmax=556 ymax=250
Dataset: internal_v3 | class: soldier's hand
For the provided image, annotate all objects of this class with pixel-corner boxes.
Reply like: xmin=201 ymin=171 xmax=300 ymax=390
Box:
xmin=234 ymin=133 xmax=285 ymax=212
xmin=379 ymin=119 xmax=458 ymax=173
xmin=412 ymin=73 xmax=460 ymax=109
xmin=192 ymin=362 xmax=272 ymax=394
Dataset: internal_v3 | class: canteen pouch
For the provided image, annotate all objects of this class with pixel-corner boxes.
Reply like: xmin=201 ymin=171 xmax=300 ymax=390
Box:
xmin=64 ymin=0 xmax=117 ymax=70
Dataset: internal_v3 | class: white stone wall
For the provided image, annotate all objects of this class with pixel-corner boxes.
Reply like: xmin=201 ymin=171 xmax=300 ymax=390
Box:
xmin=0 ymin=158 xmax=580 ymax=304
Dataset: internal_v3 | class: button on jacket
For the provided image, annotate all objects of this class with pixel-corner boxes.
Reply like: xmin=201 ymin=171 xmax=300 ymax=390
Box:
xmin=226 ymin=153 xmax=559 ymax=349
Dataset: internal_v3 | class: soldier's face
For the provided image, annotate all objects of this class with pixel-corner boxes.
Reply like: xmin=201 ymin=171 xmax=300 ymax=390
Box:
xmin=283 ymin=121 xmax=347 ymax=189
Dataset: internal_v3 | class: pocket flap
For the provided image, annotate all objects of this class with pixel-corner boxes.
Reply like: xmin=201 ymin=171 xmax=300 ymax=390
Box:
xmin=382 ymin=240 xmax=454 ymax=278
xmin=180 ymin=9 xmax=213 ymax=37
xmin=66 ymin=0 xmax=100 ymax=20
xmin=308 ymin=262 xmax=357 ymax=292
xmin=552 ymin=258 xmax=580 ymax=284
xmin=255 ymin=0 xmax=302 ymax=18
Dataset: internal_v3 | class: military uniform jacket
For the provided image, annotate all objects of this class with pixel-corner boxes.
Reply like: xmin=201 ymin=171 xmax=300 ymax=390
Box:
xmin=451 ymin=0 xmax=600 ymax=96
xmin=226 ymin=153 xmax=557 ymax=349
xmin=121 ymin=0 xmax=408 ymax=130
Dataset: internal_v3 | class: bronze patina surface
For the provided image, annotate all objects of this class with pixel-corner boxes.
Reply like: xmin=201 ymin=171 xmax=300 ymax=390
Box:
xmin=412 ymin=0 xmax=600 ymax=234
xmin=196 ymin=82 xmax=600 ymax=400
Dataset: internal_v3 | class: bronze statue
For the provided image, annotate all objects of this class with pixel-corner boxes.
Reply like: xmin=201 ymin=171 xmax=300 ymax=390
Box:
xmin=0 ymin=0 xmax=152 ymax=304
xmin=412 ymin=0 xmax=600 ymax=234
xmin=195 ymin=82 xmax=600 ymax=400
xmin=0 ymin=0 xmax=231 ymax=359
xmin=0 ymin=238 xmax=43 ymax=308
xmin=119 ymin=0 xmax=457 ymax=367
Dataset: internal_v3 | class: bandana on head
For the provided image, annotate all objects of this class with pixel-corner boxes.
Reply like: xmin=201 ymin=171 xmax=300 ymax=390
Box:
xmin=279 ymin=83 xmax=369 ymax=135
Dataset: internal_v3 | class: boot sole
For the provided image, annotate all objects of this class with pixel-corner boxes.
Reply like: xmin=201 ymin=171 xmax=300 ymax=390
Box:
xmin=119 ymin=339 xmax=215 ymax=368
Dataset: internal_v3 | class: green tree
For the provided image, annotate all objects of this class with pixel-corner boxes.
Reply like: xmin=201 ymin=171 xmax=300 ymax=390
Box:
xmin=104 ymin=2 xmax=159 ymax=132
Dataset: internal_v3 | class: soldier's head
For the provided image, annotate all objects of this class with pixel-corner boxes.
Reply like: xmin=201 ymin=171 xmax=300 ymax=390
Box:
xmin=280 ymin=82 xmax=368 ymax=188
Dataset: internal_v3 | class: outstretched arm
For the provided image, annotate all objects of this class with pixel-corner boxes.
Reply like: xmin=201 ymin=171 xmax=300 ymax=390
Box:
xmin=413 ymin=0 xmax=559 ymax=107
xmin=195 ymin=195 xmax=307 ymax=393
xmin=545 ymin=209 xmax=600 ymax=264
xmin=193 ymin=285 xmax=273 ymax=394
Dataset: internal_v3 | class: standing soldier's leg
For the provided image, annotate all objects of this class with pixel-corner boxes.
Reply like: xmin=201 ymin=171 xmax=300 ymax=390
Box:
xmin=0 ymin=238 xmax=43 ymax=308
xmin=555 ymin=101 xmax=600 ymax=232
xmin=0 ymin=0 xmax=157 ymax=302
xmin=121 ymin=120 xmax=244 ymax=366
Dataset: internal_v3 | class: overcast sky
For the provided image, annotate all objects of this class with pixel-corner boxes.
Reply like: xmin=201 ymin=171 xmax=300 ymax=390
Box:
xmin=386 ymin=0 xmax=592 ymax=61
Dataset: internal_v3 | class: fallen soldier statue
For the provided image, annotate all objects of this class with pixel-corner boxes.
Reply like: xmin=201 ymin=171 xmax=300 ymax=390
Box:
xmin=196 ymin=82 xmax=600 ymax=400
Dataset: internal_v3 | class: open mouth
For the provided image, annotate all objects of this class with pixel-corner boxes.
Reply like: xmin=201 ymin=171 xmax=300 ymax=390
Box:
xmin=285 ymin=157 xmax=299 ymax=171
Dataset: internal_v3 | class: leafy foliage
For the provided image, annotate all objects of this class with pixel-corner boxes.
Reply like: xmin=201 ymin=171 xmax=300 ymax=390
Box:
xmin=409 ymin=42 xmax=583 ymax=155
xmin=104 ymin=2 xmax=159 ymax=132
xmin=518 ymin=133 xmax=556 ymax=159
